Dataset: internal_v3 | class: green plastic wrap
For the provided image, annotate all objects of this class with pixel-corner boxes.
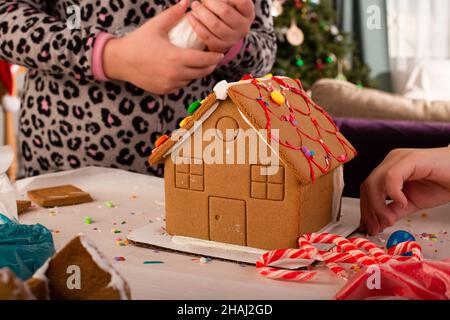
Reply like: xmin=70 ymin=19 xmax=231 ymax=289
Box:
xmin=0 ymin=213 xmax=55 ymax=280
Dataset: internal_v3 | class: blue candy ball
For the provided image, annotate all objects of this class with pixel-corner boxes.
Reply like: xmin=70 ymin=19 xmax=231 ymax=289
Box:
xmin=387 ymin=230 xmax=416 ymax=256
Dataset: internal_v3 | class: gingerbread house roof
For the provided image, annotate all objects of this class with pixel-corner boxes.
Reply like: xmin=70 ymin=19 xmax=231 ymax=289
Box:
xmin=149 ymin=76 xmax=357 ymax=184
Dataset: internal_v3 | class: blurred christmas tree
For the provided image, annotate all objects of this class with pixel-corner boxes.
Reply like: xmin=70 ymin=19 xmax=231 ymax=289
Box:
xmin=272 ymin=0 xmax=376 ymax=89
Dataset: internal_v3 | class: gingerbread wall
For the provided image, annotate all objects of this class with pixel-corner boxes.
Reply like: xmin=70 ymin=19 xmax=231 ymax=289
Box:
xmin=164 ymin=99 xmax=334 ymax=250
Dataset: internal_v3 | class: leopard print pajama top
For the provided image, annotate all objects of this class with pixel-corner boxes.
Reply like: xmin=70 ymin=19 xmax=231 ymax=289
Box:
xmin=0 ymin=0 xmax=276 ymax=177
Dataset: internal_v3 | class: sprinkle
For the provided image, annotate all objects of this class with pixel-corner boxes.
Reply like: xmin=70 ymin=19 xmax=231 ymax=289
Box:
xmin=111 ymin=229 xmax=121 ymax=234
xmin=105 ymin=201 xmax=114 ymax=208
xmin=421 ymin=212 xmax=428 ymax=218
xmin=143 ymin=261 xmax=164 ymax=265
xmin=121 ymin=221 xmax=127 ymax=225
xmin=130 ymin=195 xmax=137 ymax=200
xmin=200 ymin=257 xmax=212 ymax=264
xmin=84 ymin=216 xmax=93 ymax=224
xmin=263 ymin=73 xmax=273 ymax=78
xmin=154 ymin=135 xmax=169 ymax=148
xmin=114 ymin=256 xmax=126 ymax=262
xmin=337 ymin=155 xmax=348 ymax=162
xmin=187 ymin=100 xmax=202 ymax=114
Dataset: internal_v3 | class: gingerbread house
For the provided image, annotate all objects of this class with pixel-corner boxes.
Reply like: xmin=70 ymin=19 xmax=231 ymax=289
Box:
xmin=149 ymin=76 xmax=356 ymax=250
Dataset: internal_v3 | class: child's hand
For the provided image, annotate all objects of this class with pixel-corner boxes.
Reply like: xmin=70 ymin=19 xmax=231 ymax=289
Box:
xmin=103 ymin=0 xmax=224 ymax=95
xmin=187 ymin=0 xmax=255 ymax=53
xmin=360 ymin=147 xmax=450 ymax=235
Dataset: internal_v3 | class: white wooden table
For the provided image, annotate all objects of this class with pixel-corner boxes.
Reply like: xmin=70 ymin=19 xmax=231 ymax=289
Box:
xmin=16 ymin=167 xmax=450 ymax=300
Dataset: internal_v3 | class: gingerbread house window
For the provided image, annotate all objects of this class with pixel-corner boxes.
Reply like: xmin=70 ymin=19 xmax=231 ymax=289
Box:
xmin=175 ymin=157 xmax=204 ymax=191
xmin=250 ymin=165 xmax=284 ymax=201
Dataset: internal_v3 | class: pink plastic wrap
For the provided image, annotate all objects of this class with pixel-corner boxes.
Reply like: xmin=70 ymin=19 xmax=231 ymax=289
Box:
xmin=335 ymin=260 xmax=450 ymax=300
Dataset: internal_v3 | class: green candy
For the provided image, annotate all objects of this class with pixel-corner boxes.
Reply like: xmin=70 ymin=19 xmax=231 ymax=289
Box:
xmin=105 ymin=201 xmax=114 ymax=208
xmin=84 ymin=216 xmax=92 ymax=224
xmin=187 ymin=100 xmax=202 ymax=114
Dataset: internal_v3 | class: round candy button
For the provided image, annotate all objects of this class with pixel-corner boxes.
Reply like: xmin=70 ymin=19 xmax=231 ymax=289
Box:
xmin=387 ymin=230 xmax=416 ymax=256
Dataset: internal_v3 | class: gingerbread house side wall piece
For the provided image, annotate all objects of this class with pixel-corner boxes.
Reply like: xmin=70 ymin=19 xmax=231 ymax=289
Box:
xmin=298 ymin=171 xmax=334 ymax=236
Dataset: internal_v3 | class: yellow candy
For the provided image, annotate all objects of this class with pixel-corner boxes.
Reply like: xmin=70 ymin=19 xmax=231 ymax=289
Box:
xmin=179 ymin=116 xmax=192 ymax=128
xmin=263 ymin=73 xmax=273 ymax=78
xmin=270 ymin=90 xmax=285 ymax=105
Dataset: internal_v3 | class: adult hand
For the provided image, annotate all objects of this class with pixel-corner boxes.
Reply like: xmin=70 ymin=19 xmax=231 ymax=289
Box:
xmin=103 ymin=0 xmax=224 ymax=95
xmin=187 ymin=0 xmax=255 ymax=53
xmin=360 ymin=147 xmax=450 ymax=235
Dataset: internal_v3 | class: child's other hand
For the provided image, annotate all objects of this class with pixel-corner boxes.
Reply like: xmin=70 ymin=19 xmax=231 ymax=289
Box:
xmin=187 ymin=0 xmax=255 ymax=53
xmin=103 ymin=0 xmax=224 ymax=95
xmin=360 ymin=147 xmax=450 ymax=235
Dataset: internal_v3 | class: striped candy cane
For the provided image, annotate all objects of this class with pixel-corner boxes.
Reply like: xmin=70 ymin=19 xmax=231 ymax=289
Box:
xmin=256 ymin=232 xmax=423 ymax=282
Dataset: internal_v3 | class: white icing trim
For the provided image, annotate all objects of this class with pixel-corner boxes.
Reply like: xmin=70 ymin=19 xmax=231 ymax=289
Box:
xmin=78 ymin=235 xmax=129 ymax=300
xmin=32 ymin=258 xmax=51 ymax=300
xmin=162 ymin=101 xmax=220 ymax=159
xmin=213 ymin=76 xmax=290 ymax=101
xmin=332 ymin=166 xmax=345 ymax=222
xmin=33 ymin=259 xmax=50 ymax=282
xmin=172 ymin=236 xmax=265 ymax=255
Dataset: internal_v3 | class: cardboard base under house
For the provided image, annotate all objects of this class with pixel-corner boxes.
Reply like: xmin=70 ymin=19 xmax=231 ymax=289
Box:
xmin=127 ymin=219 xmax=357 ymax=265
xmin=128 ymin=167 xmax=357 ymax=265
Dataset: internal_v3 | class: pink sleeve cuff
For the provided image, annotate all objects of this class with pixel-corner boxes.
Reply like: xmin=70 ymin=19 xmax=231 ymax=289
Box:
xmin=219 ymin=38 xmax=244 ymax=66
xmin=92 ymin=32 xmax=116 ymax=82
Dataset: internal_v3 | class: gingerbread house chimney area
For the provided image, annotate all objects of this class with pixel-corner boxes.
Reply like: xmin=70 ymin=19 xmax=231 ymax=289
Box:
xmin=149 ymin=76 xmax=356 ymax=250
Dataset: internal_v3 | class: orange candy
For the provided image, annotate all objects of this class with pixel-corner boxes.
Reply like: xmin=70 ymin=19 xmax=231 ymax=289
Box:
xmin=154 ymin=135 xmax=169 ymax=148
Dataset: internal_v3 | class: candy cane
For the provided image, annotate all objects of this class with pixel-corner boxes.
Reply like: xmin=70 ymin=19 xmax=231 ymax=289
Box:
xmin=256 ymin=232 xmax=423 ymax=282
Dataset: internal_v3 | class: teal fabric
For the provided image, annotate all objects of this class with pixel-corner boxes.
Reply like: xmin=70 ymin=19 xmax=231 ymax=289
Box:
xmin=336 ymin=0 xmax=392 ymax=91
xmin=0 ymin=214 xmax=55 ymax=280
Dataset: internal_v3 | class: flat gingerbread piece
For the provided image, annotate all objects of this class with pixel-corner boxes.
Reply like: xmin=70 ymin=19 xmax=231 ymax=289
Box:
xmin=17 ymin=200 xmax=32 ymax=214
xmin=27 ymin=185 xmax=93 ymax=208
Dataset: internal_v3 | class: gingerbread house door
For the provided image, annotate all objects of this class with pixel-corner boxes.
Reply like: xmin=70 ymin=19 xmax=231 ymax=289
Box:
xmin=208 ymin=197 xmax=246 ymax=246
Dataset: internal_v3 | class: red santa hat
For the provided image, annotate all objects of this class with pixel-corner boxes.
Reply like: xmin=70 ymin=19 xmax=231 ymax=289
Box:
xmin=0 ymin=60 xmax=20 ymax=113
xmin=0 ymin=60 xmax=13 ymax=95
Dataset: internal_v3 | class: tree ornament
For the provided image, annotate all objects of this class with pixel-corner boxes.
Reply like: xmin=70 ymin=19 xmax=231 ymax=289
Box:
xmin=271 ymin=0 xmax=284 ymax=17
xmin=326 ymin=53 xmax=337 ymax=64
xmin=296 ymin=57 xmax=305 ymax=67
xmin=329 ymin=24 xmax=339 ymax=35
xmin=315 ymin=59 xmax=325 ymax=70
xmin=294 ymin=0 xmax=303 ymax=9
xmin=286 ymin=17 xmax=304 ymax=47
